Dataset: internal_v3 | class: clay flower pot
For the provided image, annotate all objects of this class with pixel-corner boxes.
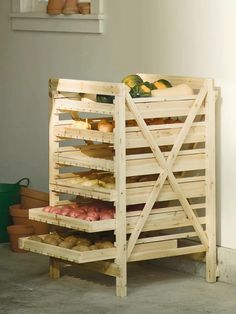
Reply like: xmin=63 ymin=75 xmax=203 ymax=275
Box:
xmin=47 ymin=0 xmax=66 ymax=15
xmin=9 ymin=204 xmax=49 ymax=235
xmin=7 ymin=225 xmax=34 ymax=253
xmin=63 ymin=0 xmax=79 ymax=15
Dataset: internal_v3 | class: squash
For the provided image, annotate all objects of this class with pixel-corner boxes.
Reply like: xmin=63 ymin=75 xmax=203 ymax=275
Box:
xmin=143 ymin=81 xmax=156 ymax=90
xmin=130 ymin=84 xmax=151 ymax=98
xmin=151 ymin=84 xmax=194 ymax=98
xmin=96 ymin=94 xmax=115 ymax=104
xmin=153 ymin=79 xmax=172 ymax=89
xmin=122 ymin=74 xmax=143 ymax=88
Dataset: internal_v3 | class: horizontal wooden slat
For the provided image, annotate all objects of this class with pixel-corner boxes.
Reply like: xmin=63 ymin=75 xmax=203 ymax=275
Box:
xmin=126 ymin=99 xmax=205 ymax=120
xmin=55 ymin=98 xmax=114 ymax=116
xmin=128 ymin=244 xmax=206 ymax=262
xmin=54 ymin=147 xmax=114 ymax=172
xmin=131 ymin=239 xmax=177 ymax=256
xmin=126 ymin=211 xmax=206 ymax=233
xmin=126 ymin=152 xmax=205 ymax=176
xmin=54 ymin=126 xmax=114 ymax=144
xmin=19 ymin=236 xmax=116 ymax=264
xmin=136 ymin=232 xmax=198 ymax=244
xmin=50 ymin=182 xmax=114 ymax=202
xmin=50 ymin=78 xmax=124 ymax=96
xmin=126 ymin=125 xmax=205 ymax=148
xmin=126 ymin=178 xmax=205 ymax=205
xmin=125 ymin=202 xmax=206 ymax=218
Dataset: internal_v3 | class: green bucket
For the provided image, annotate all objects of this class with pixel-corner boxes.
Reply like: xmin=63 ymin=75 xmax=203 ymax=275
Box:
xmin=0 ymin=178 xmax=30 ymax=243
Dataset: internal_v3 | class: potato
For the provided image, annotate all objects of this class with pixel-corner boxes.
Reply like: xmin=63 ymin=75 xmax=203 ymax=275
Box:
xmin=95 ymin=240 xmax=114 ymax=249
xmin=89 ymin=244 xmax=97 ymax=250
xmin=72 ymin=244 xmax=90 ymax=251
xmin=59 ymin=241 xmax=74 ymax=249
xmin=64 ymin=235 xmax=78 ymax=246
xmin=28 ymin=235 xmax=43 ymax=242
xmin=76 ymin=238 xmax=92 ymax=246
xmin=43 ymin=237 xmax=59 ymax=246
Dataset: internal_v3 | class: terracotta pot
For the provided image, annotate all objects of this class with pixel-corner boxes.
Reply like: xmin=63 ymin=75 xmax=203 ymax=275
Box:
xmin=9 ymin=204 xmax=49 ymax=235
xmin=7 ymin=225 xmax=34 ymax=253
xmin=63 ymin=0 xmax=79 ymax=15
xmin=47 ymin=0 xmax=66 ymax=15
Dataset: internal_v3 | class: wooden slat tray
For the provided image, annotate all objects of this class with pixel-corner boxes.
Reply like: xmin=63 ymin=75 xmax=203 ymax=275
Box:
xmin=50 ymin=180 xmax=115 ymax=202
xmin=54 ymin=146 xmax=114 ymax=172
xmin=126 ymin=148 xmax=205 ymax=176
xmin=19 ymin=236 xmax=116 ymax=264
xmin=126 ymin=97 xmax=205 ymax=120
xmin=126 ymin=124 xmax=205 ymax=149
xmin=55 ymin=126 xmax=114 ymax=144
xmin=29 ymin=208 xmax=115 ymax=232
xmin=55 ymin=98 xmax=114 ymax=116
xmin=126 ymin=176 xmax=206 ymax=205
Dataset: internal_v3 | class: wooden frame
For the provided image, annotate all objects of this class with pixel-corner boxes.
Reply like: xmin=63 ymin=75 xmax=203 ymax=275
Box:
xmin=21 ymin=74 xmax=217 ymax=297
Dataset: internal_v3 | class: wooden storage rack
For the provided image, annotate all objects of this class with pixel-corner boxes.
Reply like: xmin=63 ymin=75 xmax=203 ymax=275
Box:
xmin=19 ymin=74 xmax=217 ymax=297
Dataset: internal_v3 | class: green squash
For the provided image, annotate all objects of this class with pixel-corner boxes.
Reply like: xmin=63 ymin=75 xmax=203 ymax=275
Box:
xmin=130 ymin=84 xmax=151 ymax=98
xmin=96 ymin=94 xmax=115 ymax=104
xmin=153 ymin=79 xmax=172 ymax=89
xmin=122 ymin=74 xmax=143 ymax=88
xmin=143 ymin=81 xmax=157 ymax=90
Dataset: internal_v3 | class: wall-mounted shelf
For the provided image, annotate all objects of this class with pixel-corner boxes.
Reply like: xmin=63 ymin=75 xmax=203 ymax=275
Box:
xmin=10 ymin=0 xmax=104 ymax=34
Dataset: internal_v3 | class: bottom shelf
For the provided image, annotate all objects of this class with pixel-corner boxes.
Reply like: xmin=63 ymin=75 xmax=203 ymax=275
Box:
xmin=19 ymin=236 xmax=116 ymax=264
xmin=19 ymin=235 xmax=206 ymax=265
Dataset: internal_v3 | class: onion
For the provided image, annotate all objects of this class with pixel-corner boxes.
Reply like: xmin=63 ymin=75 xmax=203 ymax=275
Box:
xmin=97 ymin=119 xmax=113 ymax=132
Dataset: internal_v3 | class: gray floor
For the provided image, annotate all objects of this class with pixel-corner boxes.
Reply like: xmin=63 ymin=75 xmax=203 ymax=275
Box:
xmin=1 ymin=244 xmax=236 ymax=314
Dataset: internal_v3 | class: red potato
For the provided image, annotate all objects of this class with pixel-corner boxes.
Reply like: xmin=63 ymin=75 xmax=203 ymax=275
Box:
xmin=70 ymin=204 xmax=79 ymax=210
xmin=69 ymin=210 xmax=80 ymax=218
xmin=78 ymin=205 xmax=89 ymax=213
xmin=99 ymin=212 xmax=114 ymax=220
xmin=87 ymin=205 xmax=99 ymax=213
xmin=60 ymin=206 xmax=72 ymax=216
xmin=50 ymin=207 xmax=62 ymax=215
xmin=86 ymin=211 xmax=99 ymax=221
xmin=43 ymin=206 xmax=53 ymax=213
xmin=77 ymin=213 xmax=87 ymax=220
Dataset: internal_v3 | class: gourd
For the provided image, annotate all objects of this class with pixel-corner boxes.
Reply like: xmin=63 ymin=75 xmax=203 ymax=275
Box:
xmin=153 ymin=79 xmax=172 ymax=89
xmin=122 ymin=74 xmax=143 ymax=88
xmin=129 ymin=84 xmax=152 ymax=98
xmin=151 ymin=84 xmax=194 ymax=98
xmin=96 ymin=94 xmax=115 ymax=104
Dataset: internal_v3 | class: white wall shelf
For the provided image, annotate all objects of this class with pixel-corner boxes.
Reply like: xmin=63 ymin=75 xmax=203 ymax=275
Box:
xmin=10 ymin=0 xmax=104 ymax=34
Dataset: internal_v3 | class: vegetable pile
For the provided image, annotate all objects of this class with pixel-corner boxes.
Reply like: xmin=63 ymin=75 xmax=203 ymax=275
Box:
xmin=43 ymin=202 xmax=115 ymax=221
xmin=29 ymin=232 xmax=114 ymax=251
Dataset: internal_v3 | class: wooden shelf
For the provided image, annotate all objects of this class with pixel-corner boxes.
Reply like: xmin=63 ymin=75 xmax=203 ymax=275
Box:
xmin=19 ymin=236 xmax=116 ymax=264
xmin=29 ymin=208 xmax=115 ymax=233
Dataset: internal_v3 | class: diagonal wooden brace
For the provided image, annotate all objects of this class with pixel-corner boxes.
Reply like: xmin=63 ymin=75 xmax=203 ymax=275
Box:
xmin=126 ymin=88 xmax=208 ymax=258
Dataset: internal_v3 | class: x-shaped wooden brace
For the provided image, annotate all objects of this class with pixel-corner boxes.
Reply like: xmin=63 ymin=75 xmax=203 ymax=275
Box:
xmin=126 ymin=87 xmax=209 ymax=259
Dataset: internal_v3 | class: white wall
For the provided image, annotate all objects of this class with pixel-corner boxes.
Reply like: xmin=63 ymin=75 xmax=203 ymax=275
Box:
xmin=0 ymin=0 xmax=235 ymax=249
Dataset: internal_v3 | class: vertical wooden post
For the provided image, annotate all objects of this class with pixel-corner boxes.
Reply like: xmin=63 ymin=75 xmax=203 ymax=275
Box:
xmin=205 ymin=79 xmax=217 ymax=282
xmin=114 ymin=86 xmax=127 ymax=297
xmin=49 ymin=258 xmax=60 ymax=279
xmin=49 ymin=84 xmax=60 ymax=206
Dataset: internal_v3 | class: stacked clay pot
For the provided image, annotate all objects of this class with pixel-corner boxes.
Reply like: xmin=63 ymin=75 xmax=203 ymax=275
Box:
xmin=8 ymin=204 xmax=49 ymax=253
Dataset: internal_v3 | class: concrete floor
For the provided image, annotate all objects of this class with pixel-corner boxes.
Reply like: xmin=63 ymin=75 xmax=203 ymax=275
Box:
xmin=1 ymin=244 xmax=236 ymax=314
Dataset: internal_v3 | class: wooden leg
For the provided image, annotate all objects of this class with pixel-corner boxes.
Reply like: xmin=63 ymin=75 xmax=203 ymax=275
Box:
xmin=49 ymin=257 xmax=61 ymax=279
xmin=116 ymin=263 xmax=127 ymax=297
